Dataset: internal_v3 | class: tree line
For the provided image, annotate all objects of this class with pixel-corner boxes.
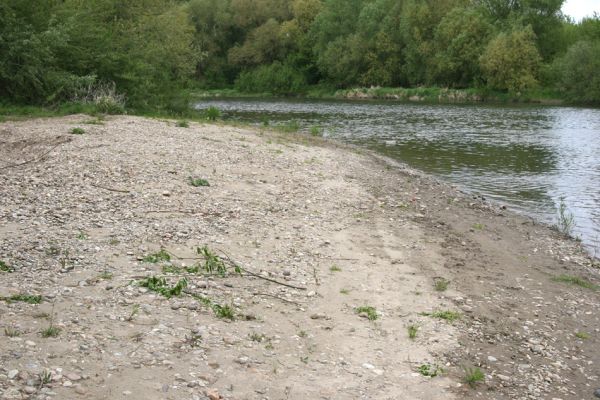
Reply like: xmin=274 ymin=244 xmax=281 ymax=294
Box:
xmin=1 ymin=0 xmax=599 ymax=109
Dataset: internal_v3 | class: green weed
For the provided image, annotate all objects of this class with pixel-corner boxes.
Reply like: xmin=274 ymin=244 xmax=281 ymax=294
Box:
xmin=278 ymin=120 xmax=300 ymax=133
xmin=463 ymin=366 xmax=485 ymax=387
xmin=420 ymin=310 xmax=461 ymax=322
xmin=330 ymin=265 xmax=342 ymax=272
xmin=309 ymin=126 xmax=323 ymax=137
xmin=76 ymin=231 xmax=88 ymax=240
xmin=197 ymin=246 xmax=229 ymax=276
xmin=434 ymin=278 xmax=450 ymax=292
xmin=137 ymin=276 xmax=187 ymax=298
xmin=98 ymin=271 xmax=113 ymax=280
xmin=408 ymin=325 xmax=418 ymax=340
xmin=143 ymin=249 xmax=171 ymax=263
xmin=249 ymin=332 xmax=266 ymax=342
xmin=39 ymin=370 xmax=52 ymax=387
xmin=472 ymin=223 xmax=485 ymax=230
xmin=203 ymin=106 xmax=221 ymax=121
xmin=4 ymin=326 xmax=21 ymax=337
xmin=212 ymin=303 xmax=234 ymax=320
xmin=556 ymin=197 xmax=575 ymax=237
xmin=70 ymin=127 xmax=85 ymax=135
xmin=0 ymin=261 xmax=14 ymax=273
xmin=176 ymin=120 xmax=190 ymax=128
xmin=189 ymin=177 xmax=210 ymax=187
xmin=4 ymin=294 xmax=43 ymax=304
xmin=41 ymin=325 xmax=61 ymax=338
xmin=83 ymin=117 xmax=104 ymax=125
xmin=418 ymin=364 xmax=443 ymax=377
xmin=356 ymin=306 xmax=378 ymax=321
xmin=575 ymin=331 xmax=590 ymax=339
xmin=552 ymin=275 xmax=598 ymax=290
xmin=126 ymin=304 xmax=140 ymax=321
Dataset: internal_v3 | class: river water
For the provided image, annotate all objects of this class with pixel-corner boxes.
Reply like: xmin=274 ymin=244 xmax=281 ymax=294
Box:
xmin=194 ymin=98 xmax=600 ymax=255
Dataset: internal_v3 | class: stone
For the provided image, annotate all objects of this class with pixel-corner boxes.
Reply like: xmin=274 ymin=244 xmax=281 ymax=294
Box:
xmin=66 ymin=373 xmax=81 ymax=381
xmin=7 ymin=370 xmax=19 ymax=380
xmin=487 ymin=356 xmax=497 ymax=362
xmin=24 ymin=386 xmax=37 ymax=394
xmin=74 ymin=385 xmax=87 ymax=395
xmin=594 ymin=388 xmax=600 ymax=398
xmin=206 ymin=388 xmax=222 ymax=400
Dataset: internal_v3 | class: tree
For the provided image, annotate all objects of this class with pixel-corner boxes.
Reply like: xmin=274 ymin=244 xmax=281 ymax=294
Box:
xmin=558 ymin=40 xmax=600 ymax=103
xmin=480 ymin=26 xmax=541 ymax=92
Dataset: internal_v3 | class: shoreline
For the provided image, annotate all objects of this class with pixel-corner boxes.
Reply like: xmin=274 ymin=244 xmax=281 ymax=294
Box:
xmin=1 ymin=115 xmax=598 ymax=400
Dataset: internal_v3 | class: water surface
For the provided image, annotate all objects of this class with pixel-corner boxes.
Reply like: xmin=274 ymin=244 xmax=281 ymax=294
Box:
xmin=195 ymin=98 xmax=600 ymax=255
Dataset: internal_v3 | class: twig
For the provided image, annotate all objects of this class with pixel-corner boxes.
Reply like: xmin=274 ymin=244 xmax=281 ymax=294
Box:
xmin=91 ymin=183 xmax=130 ymax=193
xmin=253 ymin=292 xmax=303 ymax=305
xmin=217 ymin=248 xmax=307 ymax=291
xmin=0 ymin=138 xmax=72 ymax=170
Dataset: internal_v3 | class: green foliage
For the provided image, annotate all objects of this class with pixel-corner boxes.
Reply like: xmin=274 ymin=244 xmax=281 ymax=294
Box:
xmin=421 ymin=310 xmax=461 ymax=322
xmin=480 ymin=26 xmax=542 ymax=93
xmin=41 ymin=326 xmax=61 ymax=338
xmin=197 ymin=246 xmax=228 ymax=276
xmin=212 ymin=303 xmax=235 ymax=320
xmin=418 ymin=364 xmax=443 ymax=377
xmin=137 ymin=276 xmax=188 ymax=298
xmin=143 ymin=249 xmax=171 ymax=264
xmin=176 ymin=120 xmax=190 ymax=128
xmin=189 ymin=177 xmax=210 ymax=187
xmin=235 ymin=61 xmax=307 ymax=94
xmin=0 ymin=260 xmax=14 ymax=273
xmin=408 ymin=324 xmax=418 ymax=339
xmin=70 ymin=127 xmax=85 ymax=135
xmin=463 ymin=366 xmax=485 ymax=387
xmin=575 ymin=331 xmax=590 ymax=339
xmin=557 ymin=40 xmax=600 ymax=104
xmin=3 ymin=294 xmax=43 ymax=304
xmin=555 ymin=196 xmax=575 ymax=236
xmin=355 ymin=306 xmax=378 ymax=321
xmin=552 ymin=275 xmax=598 ymax=290
xmin=203 ymin=106 xmax=221 ymax=121
xmin=434 ymin=278 xmax=450 ymax=292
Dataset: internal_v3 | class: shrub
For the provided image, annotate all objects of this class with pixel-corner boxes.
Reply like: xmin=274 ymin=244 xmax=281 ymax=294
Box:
xmin=203 ymin=106 xmax=221 ymax=121
xmin=557 ymin=40 xmax=600 ymax=104
xmin=235 ymin=62 xmax=307 ymax=95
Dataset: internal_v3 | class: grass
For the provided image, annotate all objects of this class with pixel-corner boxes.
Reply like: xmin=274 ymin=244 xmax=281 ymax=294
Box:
xmin=575 ymin=331 xmax=590 ymax=339
xmin=249 ymin=332 xmax=266 ymax=342
xmin=408 ymin=324 xmax=419 ymax=340
xmin=552 ymin=275 xmax=598 ymax=290
xmin=340 ymin=288 xmax=350 ymax=295
xmin=137 ymin=276 xmax=188 ymax=298
xmin=420 ymin=310 xmax=461 ymax=322
xmin=3 ymin=294 xmax=43 ymax=304
xmin=463 ymin=366 xmax=485 ymax=387
xmin=472 ymin=223 xmax=485 ymax=230
xmin=83 ymin=117 xmax=104 ymax=125
xmin=125 ymin=304 xmax=140 ymax=322
xmin=176 ymin=120 xmax=190 ymax=128
xmin=189 ymin=177 xmax=210 ymax=187
xmin=277 ymin=120 xmax=300 ymax=133
xmin=355 ymin=306 xmax=378 ymax=321
xmin=143 ymin=249 xmax=171 ymax=263
xmin=556 ymin=196 xmax=575 ymax=237
xmin=76 ymin=231 xmax=87 ymax=240
xmin=212 ymin=304 xmax=235 ymax=320
xmin=203 ymin=106 xmax=221 ymax=121
xmin=98 ymin=271 xmax=113 ymax=280
xmin=418 ymin=364 xmax=443 ymax=377
xmin=70 ymin=127 xmax=85 ymax=135
xmin=4 ymin=327 xmax=21 ymax=337
xmin=309 ymin=126 xmax=323 ymax=137
xmin=0 ymin=260 xmax=14 ymax=272
xmin=330 ymin=265 xmax=342 ymax=272
xmin=39 ymin=370 xmax=52 ymax=387
xmin=434 ymin=278 xmax=450 ymax=292
xmin=40 ymin=325 xmax=61 ymax=338
xmin=162 ymin=264 xmax=200 ymax=274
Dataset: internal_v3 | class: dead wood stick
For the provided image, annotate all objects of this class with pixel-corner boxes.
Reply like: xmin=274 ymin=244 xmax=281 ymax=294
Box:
xmin=91 ymin=183 xmax=131 ymax=193
xmin=0 ymin=138 xmax=72 ymax=171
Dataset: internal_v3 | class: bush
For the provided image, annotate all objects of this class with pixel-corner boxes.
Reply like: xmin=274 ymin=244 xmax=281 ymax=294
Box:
xmin=557 ymin=40 xmax=600 ymax=104
xmin=235 ymin=62 xmax=307 ymax=95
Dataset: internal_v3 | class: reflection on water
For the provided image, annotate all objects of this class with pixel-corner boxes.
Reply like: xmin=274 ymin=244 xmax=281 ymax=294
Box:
xmin=195 ymin=98 xmax=600 ymax=254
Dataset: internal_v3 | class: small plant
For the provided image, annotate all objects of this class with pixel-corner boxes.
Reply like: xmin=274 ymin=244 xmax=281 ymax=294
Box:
xmin=556 ymin=196 xmax=575 ymax=237
xmin=330 ymin=265 xmax=342 ymax=272
xmin=420 ymin=310 xmax=461 ymax=322
xmin=552 ymin=275 xmax=598 ymax=290
xmin=463 ymin=366 xmax=485 ymax=387
xmin=4 ymin=326 xmax=21 ymax=337
xmin=0 ymin=260 xmax=14 ymax=272
xmin=137 ymin=276 xmax=187 ymax=298
xmin=70 ymin=127 xmax=85 ymax=135
xmin=472 ymin=223 xmax=485 ymax=230
xmin=279 ymin=120 xmax=300 ymax=133
xmin=83 ymin=117 xmax=104 ymax=125
xmin=249 ymin=332 xmax=266 ymax=342
xmin=298 ymin=330 xmax=307 ymax=338
xmin=434 ymin=278 xmax=450 ymax=292
xmin=41 ymin=325 xmax=61 ymax=338
xmin=98 ymin=271 xmax=113 ymax=280
xmin=189 ymin=177 xmax=210 ymax=187
xmin=575 ymin=331 xmax=590 ymax=339
xmin=176 ymin=120 xmax=190 ymax=128
xmin=408 ymin=325 xmax=418 ymax=340
xmin=4 ymin=294 xmax=43 ymax=304
xmin=143 ymin=249 xmax=171 ymax=263
xmin=126 ymin=304 xmax=140 ymax=321
xmin=184 ymin=331 xmax=203 ymax=348
xmin=340 ymin=288 xmax=350 ymax=295
xmin=203 ymin=106 xmax=221 ymax=121
xmin=76 ymin=231 xmax=88 ymax=240
xmin=355 ymin=306 xmax=378 ymax=321
xmin=418 ymin=364 xmax=443 ymax=377
xmin=39 ymin=370 xmax=52 ymax=387
xmin=309 ymin=126 xmax=323 ymax=137
xmin=212 ymin=303 xmax=234 ymax=320
xmin=197 ymin=246 xmax=228 ymax=276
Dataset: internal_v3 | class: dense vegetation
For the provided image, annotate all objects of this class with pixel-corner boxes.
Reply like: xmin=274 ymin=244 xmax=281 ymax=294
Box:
xmin=1 ymin=0 xmax=600 ymax=110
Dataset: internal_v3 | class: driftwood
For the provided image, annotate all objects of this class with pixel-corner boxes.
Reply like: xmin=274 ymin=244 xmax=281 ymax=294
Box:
xmin=0 ymin=137 xmax=72 ymax=171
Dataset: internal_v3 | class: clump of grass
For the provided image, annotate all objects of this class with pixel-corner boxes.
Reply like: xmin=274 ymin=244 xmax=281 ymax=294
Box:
xmin=4 ymin=326 xmax=21 ymax=337
xmin=41 ymin=325 xmax=61 ymax=338
xmin=3 ymin=294 xmax=43 ymax=304
xmin=330 ymin=265 xmax=342 ymax=272
xmin=125 ymin=304 xmax=140 ymax=322
xmin=98 ymin=271 xmax=113 ymax=280
xmin=575 ymin=331 xmax=590 ymax=339
xmin=212 ymin=303 xmax=234 ymax=320
xmin=184 ymin=331 xmax=203 ymax=348
xmin=463 ymin=366 xmax=485 ymax=387
xmin=278 ymin=120 xmax=300 ymax=133
xmin=408 ymin=324 xmax=419 ymax=340
xmin=137 ymin=276 xmax=187 ymax=298
xmin=70 ymin=127 xmax=85 ymax=135
xmin=355 ymin=306 xmax=378 ymax=321
xmin=434 ymin=278 xmax=450 ymax=292
xmin=162 ymin=264 xmax=200 ymax=274
xmin=39 ymin=370 xmax=52 ymax=387
xmin=189 ymin=177 xmax=210 ymax=187
xmin=176 ymin=120 xmax=190 ymax=128
xmin=76 ymin=231 xmax=88 ymax=240
xmin=0 ymin=260 xmax=14 ymax=273
xmin=249 ymin=332 xmax=266 ymax=342
xmin=472 ymin=223 xmax=485 ymax=230
xmin=552 ymin=275 xmax=598 ymax=290
xmin=556 ymin=196 xmax=575 ymax=237
xmin=418 ymin=364 xmax=443 ymax=377
xmin=340 ymin=288 xmax=350 ymax=295
xmin=143 ymin=249 xmax=171 ymax=263
xmin=420 ymin=310 xmax=461 ymax=322
xmin=203 ymin=106 xmax=221 ymax=121
xmin=197 ymin=246 xmax=229 ymax=276
xmin=309 ymin=126 xmax=323 ymax=137
xmin=83 ymin=117 xmax=104 ymax=125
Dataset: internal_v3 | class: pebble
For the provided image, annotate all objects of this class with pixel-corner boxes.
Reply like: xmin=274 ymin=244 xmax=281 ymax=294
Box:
xmin=66 ymin=373 xmax=82 ymax=381
xmin=7 ymin=370 xmax=19 ymax=379
xmin=594 ymin=388 xmax=600 ymax=398
xmin=487 ymin=356 xmax=497 ymax=362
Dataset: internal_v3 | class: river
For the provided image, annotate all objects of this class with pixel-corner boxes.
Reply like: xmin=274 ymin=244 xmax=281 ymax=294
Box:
xmin=194 ymin=98 xmax=600 ymax=255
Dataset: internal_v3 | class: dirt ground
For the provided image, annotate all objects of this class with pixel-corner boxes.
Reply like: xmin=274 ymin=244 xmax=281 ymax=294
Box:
xmin=0 ymin=115 xmax=598 ymax=400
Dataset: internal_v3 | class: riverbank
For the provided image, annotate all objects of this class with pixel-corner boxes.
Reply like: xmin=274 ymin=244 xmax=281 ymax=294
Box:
xmin=0 ymin=115 xmax=598 ymax=400
xmin=195 ymin=86 xmax=565 ymax=106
